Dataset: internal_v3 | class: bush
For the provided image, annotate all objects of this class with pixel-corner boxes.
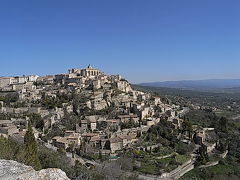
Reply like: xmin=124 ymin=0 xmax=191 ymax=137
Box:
xmin=0 ymin=136 xmax=25 ymax=163
xmin=176 ymin=142 xmax=188 ymax=155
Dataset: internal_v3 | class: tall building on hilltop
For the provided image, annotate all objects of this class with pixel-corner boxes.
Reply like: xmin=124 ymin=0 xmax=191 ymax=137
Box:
xmin=68 ymin=65 xmax=103 ymax=77
xmin=81 ymin=65 xmax=102 ymax=77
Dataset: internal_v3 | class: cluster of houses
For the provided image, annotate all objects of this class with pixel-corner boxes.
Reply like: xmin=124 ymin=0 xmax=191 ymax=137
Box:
xmin=0 ymin=119 xmax=40 ymax=143
xmin=52 ymin=128 xmax=140 ymax=154
xmin=0 ymin=65 xmax=220 ymax=158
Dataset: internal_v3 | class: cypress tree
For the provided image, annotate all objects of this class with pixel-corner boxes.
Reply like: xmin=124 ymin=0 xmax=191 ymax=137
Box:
xmin=98 ymin=149 xmax=103 ymax=161
xmin=24 ymin=121 xmax=41 ymax=170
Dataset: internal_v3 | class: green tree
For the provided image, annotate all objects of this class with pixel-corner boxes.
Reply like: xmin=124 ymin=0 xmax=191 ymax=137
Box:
xmin=0 ymin=136 xmax=15 ymax=159
xmin=0 ymin=136 xmax=25 ymax=163
xmin=29 ymin=113 xmax=44 ymax=131
xmin=24 ymin=121 xmax=42 ymax=170
xmin=196 ymin=145 xmax=209 ymax=165
xmin=182 ymin=119 xmax=193 ymax=139
xmin=98 ymin=150 xmax=103 ymax=161
xmin=218 ymin=117 xmax=228 ymax=133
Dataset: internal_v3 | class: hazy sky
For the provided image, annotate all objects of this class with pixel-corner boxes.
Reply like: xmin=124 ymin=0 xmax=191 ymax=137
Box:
xmin=0 ymin=0 xmax=240 ymax=83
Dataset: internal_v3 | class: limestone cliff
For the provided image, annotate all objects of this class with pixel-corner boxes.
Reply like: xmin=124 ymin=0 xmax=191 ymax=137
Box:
xmin=0 ymin=159 xmax=70 ymax=180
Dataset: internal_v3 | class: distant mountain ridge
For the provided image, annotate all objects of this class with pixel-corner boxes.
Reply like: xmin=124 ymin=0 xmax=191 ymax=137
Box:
xmin=139 ymin=79 xmax=240 ymax=91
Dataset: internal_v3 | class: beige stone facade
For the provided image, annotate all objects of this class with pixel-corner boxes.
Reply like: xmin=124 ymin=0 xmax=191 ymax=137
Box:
xmin=81 ymin=65 xmax=102 ymax=77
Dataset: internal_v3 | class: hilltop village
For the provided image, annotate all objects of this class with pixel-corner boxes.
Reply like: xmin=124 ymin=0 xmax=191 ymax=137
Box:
xmin=0 ymin=66 xmax=227 ymax=179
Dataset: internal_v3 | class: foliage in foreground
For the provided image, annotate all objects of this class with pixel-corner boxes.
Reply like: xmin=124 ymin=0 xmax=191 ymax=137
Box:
xmin=24 ymin=122 xmax=42 ymax=170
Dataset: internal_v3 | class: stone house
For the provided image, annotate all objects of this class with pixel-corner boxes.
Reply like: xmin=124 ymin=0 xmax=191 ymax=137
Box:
xmin=89 ymin=136 xmax=101 ymax=149
xmin=141 ymin=107 xmax=151 ymax=120
xmin=105 ymin=119 xmax=120 ymax=131
xmin=11 ymin=82 xmax=36 ymax=91
xmin=102 ymin=83 xmax=111 ymax=90
xmin=0 ymin=77 xmax=12 ymax=88
xmin=40 ymin=109 xmax=50 ymax=118
xmin=63 ymin=104 xmax=73 ymax=113
xmin=36 ymin=75 xmax=55 ymax=84
xmin=160 ymin=104 xmax=172 ymax=113
xmin=80 ymin=116 xmax=99 ymax=131
xmin=81 ymin=133 xmax=99 ymax=145
xmin=0 ymin=120 xmax=19 ymax=136
xmin=203 ymin=142 xmax=217 ymax=153
xmin=28 ymin=107 xmax=41 ymax=114
xmin=109 ymin=137 xmax=123 ymax=153
xmin=92 ymin=80 xmax=101 ymax=89
xmin=146 ymin=117 xmax=160 ymax=127
xmin=195 ymin=128 xmax=218 ymax=153
xmin=64 ymin=130 xmax=75 ymax=137
xmin=119 ymin=135 xmax=133 ymax=147
xmin=80 ymin=120 xmax=88 ymax=131
xmin=52 ymin=136 xmax=69 ymax=149
xmin=54 ymin=74 xmax=68 ymax=84
xmin=93 ymin=99 xmax=108 ymax=110
xmin=132 ymin=103 xmax=142 ymax=112
xmin=1 ymin=107 xmax=14 ymax=114
xmin=173 ymin=118 xmax=183 ymax=129
xmin=89 ymin=119 xmax=97 ymax=131
xmin=54 ymin=107 xmax=65 ymax=120
xmin=64 ymin=131 xmax=81 ymax=147
xmin=118 ymin=114 xmax=139 ymax=124
xmin=14 ymin=108 xmax=29 ymax=114
xmin=154 ymin=97 xmax=162 ymax=105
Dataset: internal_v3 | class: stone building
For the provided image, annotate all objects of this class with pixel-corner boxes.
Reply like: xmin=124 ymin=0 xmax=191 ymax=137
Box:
xmin=195 ymin=128 xmax=218 ymax=153
xmin=0 ymin=120 xmax=19 ymax=136
xmin=81 ymin=65 xmax=102 ymax=77
xmin=52 ymin=136 xmax=69 ymax=149
xmin=109 ymin=137 xmax=123 ymax=153
xmin=68 ymin=65 xmax=103 ymax=79
xmin=68 ymin=68 xmax=81 ymax=75
xmin=0 ymin=77 xmax=12 ymax=88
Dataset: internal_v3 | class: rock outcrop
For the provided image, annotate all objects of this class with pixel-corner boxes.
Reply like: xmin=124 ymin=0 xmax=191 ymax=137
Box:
xmin=0 ymin=159 xmax=70 ymax=180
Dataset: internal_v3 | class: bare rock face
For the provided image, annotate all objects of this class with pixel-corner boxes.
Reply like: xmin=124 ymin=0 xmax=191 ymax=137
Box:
xmin=0 ymin=160 xmax=70 ymax=180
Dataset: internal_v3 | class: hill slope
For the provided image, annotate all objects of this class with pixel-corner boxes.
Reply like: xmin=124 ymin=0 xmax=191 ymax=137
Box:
xmin=139 ymin=79 xmax=240 ymax=91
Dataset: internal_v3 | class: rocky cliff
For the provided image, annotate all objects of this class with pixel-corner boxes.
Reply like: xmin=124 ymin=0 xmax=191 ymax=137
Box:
xmin=0 ymin=159 xmax=70 ymax=180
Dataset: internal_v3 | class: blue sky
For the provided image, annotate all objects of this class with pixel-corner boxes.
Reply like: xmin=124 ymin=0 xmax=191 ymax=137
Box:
xmin=0 ymin=0 xmax=240 ymax=83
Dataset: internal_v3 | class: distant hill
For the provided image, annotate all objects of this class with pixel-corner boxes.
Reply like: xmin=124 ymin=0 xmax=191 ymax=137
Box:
xmin=139 ymin=79 xmax=240 ymax=91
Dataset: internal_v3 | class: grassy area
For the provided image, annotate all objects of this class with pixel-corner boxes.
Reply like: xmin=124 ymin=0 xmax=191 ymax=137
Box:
xmin=154 ymin=147 xmax=174 ymax=157
xmin=138 ymin=161 xmax=159 ymax=175
xmin=157 ymin=157 xmax=173 ymax=164
xmin=208 ymin=164 xmax=235 ymax=174
xmin=165 ymin=164 xmax=178 ymax=172
xmin=136 ymin=153 xmax=190 ymax=174
xmin=175 ymin=154 xmax=190 ymax=164
xmin=234 ymin=122 xmax=240 ymax=129
xmin=156 ymin=154 xmax=190 ymax=172
xmin=90 ymin=153 xmax=109 ymax=161
xmin=208 ymin=155 xmax=220 ymax=163
xmin=132 ymin=148 xmax=174 ymax=161
xmin=181 ymin=164 xmax=240 ymax=180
